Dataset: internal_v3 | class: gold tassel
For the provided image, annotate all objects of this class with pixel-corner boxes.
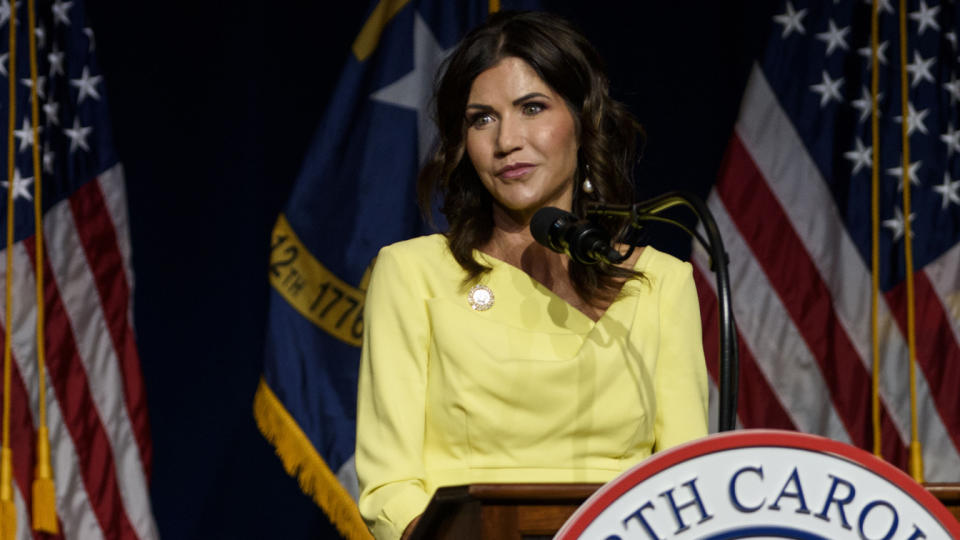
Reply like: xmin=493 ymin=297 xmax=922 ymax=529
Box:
xmin=31 ymin=427 xmax=58 ymax=533
xmin=0 ymin=500 xmax=14 ymax=540
xmin=0 ymin=447 xmax=15 ymax=540
xmin=31 ymin=478 xmax=56 ymax=534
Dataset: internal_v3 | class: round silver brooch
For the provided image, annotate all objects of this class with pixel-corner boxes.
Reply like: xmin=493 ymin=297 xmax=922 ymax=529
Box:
xmin=468 ymin=284 xmax=494 ymax=311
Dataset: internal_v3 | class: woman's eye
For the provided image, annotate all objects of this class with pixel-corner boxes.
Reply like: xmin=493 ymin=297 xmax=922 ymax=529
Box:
xmin=468 ymin=112 xmax=494 ymax=127
xmin=521 ymin=102 xmax=545 ymax=115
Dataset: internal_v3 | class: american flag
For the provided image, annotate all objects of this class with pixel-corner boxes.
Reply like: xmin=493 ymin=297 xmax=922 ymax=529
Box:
xmin=0 ymin=0 xmax=157 ymax=538
xmin=694 ymin=0 xmax=960 ymax=480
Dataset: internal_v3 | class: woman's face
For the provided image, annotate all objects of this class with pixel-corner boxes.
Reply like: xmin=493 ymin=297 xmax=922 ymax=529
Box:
xmin=464 ymin=56 xmax=579 ymax=225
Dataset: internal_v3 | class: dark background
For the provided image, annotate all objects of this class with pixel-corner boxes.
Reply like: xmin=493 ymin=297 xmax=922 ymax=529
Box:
xmin=83 ymin=2 xmax=772 ymax=538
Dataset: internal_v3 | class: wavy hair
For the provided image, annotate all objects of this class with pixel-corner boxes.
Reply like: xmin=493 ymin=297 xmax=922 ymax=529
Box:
xmin=417 ymin=10 xmax=644 ymax=305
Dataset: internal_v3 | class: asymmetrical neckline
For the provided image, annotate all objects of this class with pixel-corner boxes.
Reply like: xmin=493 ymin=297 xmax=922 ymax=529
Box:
xmin=472 ymin=246 xmax=652 ymax=331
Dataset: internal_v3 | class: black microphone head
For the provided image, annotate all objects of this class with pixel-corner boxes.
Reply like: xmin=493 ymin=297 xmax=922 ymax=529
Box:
xmin=530 ymin=207 xmax=576 ymax=252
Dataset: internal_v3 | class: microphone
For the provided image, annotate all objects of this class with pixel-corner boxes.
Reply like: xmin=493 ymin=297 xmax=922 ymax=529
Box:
xmin=530 ymin=207 xmax=622 ymax=265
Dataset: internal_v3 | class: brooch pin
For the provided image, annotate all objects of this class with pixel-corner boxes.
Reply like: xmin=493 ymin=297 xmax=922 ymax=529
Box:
xmin=468 ymin=284 xmax=494 ymax=311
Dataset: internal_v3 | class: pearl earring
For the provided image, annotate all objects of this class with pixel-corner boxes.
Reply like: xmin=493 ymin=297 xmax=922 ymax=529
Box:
xmin=582 ymin=178 xmax=595 ymax=194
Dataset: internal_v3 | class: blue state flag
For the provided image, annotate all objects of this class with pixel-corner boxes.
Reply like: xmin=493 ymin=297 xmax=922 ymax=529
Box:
xmin=254 ymin=1 xmax=538 ymax=537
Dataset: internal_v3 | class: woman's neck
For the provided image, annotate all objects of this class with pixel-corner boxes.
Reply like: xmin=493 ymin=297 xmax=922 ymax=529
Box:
xmin=482 ymin=226 xmax=552 ymax=266
xmin=481 ymin=209 xmax=569 ymax=289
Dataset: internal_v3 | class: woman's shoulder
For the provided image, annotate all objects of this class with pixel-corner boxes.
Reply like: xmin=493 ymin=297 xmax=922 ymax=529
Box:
xmin=374 ymin=234 xmax=460 ymax=280
xmin=634 ymin=245 xmax=689 ymax=271
xmin=632 ymin=245 xmax=694 ymax=291
xmin=378 ymin=234 xmax=450 ymax=263
xmin=370 ymin=234 xmax=466 ymax=298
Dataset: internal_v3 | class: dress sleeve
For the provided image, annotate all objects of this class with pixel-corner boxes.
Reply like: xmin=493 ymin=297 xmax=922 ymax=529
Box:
xmin=356 ymin=244 xmax=432 ymax=540
xmin=653 ymin=260 xmax=710 ymax=451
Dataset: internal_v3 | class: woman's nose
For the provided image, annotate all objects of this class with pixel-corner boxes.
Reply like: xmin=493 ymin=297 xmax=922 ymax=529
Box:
xmin=495 ymin=115 xmax=523 ymax=156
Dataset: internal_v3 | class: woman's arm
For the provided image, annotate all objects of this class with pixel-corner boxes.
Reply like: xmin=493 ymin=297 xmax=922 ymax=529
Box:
xmin=653 ymin=260 xmax=710 ymax=451
xmin=356 ymin=244 xmax=432 ymax=540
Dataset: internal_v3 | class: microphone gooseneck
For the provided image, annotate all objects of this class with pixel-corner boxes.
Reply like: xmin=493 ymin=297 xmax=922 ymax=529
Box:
xmin=584 ymin=192 xmax=739 ymax=433
xmin=529 ymin=195 xmax=740 ymax=433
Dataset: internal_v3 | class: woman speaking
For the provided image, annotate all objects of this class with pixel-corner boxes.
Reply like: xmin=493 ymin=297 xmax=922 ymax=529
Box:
xmin=355 ymin=11 xmax=708 ymax=540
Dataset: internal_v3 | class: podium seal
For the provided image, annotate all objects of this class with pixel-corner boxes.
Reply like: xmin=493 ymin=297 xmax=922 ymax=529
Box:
xmin=556 ymin=430 xmax=960 ymax=539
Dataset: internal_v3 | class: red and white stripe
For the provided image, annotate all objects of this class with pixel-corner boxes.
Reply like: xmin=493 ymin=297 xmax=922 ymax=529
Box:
xmin=697 ymin=65 xmax=960 ymax=481
xmin=0 ymin=164 xmax=156 ymax=539
xmin=925 ymin=242 xmax=960 ymax=347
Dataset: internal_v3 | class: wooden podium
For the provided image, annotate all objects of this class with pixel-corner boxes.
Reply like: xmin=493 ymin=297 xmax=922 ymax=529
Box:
xmin=410 ymin=482 xmax=960 ymax=539
xmin=408 ymin=483 xmax=600 ymax=540
xmin=926 ymin=483 xmax=960 ymax=522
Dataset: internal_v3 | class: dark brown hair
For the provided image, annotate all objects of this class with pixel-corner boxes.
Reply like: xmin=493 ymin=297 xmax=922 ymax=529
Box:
xmin=417 ymin=10 xmax=644 ymax=305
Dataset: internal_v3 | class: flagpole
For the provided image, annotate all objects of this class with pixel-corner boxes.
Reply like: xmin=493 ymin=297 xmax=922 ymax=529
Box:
xmin=869 ymin=0 xmax=882 ymax=460
xmin=1 ymin=0 xmax=18 ymax=535
xmin=25 ymin=0 xmax=59 ymax=531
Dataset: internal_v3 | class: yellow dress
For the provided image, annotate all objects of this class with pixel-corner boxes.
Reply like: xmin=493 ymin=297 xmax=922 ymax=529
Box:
xmin=356 ymin=234 xmax=708 ymax=539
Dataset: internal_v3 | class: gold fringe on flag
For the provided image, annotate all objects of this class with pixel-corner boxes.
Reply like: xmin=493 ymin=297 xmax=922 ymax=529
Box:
xmin=253 ymin=378 xmax=372 ymax=540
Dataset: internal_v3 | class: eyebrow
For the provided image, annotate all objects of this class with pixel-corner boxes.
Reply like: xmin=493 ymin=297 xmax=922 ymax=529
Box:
xmin=466 ymin=92 xmax=551 ymax=110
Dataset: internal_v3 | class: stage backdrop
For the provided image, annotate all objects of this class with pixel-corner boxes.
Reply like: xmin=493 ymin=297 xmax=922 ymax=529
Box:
xmin=83 ymin=1 xmax=775 ymax=539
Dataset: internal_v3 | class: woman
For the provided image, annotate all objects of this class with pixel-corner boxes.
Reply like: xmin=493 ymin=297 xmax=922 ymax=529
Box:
xmin=356 ymin=11 xmax=708 ymax=540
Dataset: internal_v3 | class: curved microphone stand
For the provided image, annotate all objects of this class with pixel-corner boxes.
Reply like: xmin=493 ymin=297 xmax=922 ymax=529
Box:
xmin=586 ymin=192 xmax=739 ymax=432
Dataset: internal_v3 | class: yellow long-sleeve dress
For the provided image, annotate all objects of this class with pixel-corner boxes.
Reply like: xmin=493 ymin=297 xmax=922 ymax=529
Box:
xmin=356 ymin=234 xmax=708 ymax=539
